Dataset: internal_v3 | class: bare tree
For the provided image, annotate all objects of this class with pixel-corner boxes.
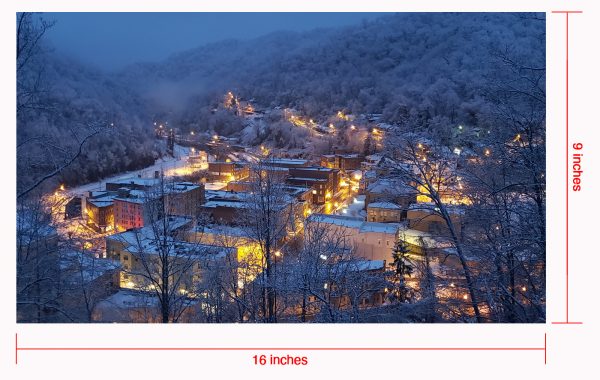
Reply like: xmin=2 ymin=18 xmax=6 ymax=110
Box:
xmin=16 ymin=13 xmax=108 ymax=199
xmin=241 ymin=158 xmax=296 ymax=322
xmin=115 ymin=177 xmax=209 ymax=323
xmin=385 ymin=136 xmax=484 ymax=322
xmin=187 ymin=225 xmax=264 ymax=323
xmin=17 ymin=12 xmax=55 ymax=114
xmin=17 ymin=197 xmax=68 ymax=322
xmin=457 ymin=48 xmax=546 ymax=322
xmin=60 ymin=232 xmax=120 ymax=322
xmin=295 ymin=215 xmax=388 ymax=323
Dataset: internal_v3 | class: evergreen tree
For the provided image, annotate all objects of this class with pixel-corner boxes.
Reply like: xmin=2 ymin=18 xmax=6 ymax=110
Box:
xmin=390 ymin=239 xmax=413 ymax=302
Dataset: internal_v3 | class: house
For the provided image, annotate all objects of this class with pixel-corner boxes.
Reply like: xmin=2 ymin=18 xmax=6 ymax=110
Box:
xmin=367 ymin=202 xmax=403 ymax=223
xmin=365 ymin=178 xmax=417 ymax=211
xmin=361 ymin=154 xmax=383 ymax=171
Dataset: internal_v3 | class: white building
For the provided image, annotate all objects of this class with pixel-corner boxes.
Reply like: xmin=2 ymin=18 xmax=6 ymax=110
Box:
xmin=306 ymin=214 xmax=400 ymax=262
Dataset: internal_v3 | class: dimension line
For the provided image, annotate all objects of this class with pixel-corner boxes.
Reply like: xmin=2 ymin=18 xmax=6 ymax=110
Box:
xmin=15 ymin=333 xmax=547 ymax=365
xmin=551 ymin=10 xmax=583 ymax=325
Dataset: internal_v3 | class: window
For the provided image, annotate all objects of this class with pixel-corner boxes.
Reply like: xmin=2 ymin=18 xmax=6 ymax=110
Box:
xmin=123 ymin=255 xmax=129 ymax=261
xmin=378 ymin=240 xmax=381 ymax=246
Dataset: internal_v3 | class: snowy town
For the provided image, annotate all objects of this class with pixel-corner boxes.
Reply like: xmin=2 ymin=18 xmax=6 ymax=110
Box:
xmin=17 ymin=13 xmax=546 ymax=323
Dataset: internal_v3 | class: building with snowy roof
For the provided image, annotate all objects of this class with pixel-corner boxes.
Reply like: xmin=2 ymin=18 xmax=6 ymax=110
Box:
xmin=365 ymin=178 xmax=417 ymax=212
xmin=320 ymin=153 xmax=364 ymax=171
xmin=83 ymin=191 xmax=119 ymax=232
xmin=367 ymin=201 xmax=403 ymax=223
xmin=113 ymin=182 xmax=204 ymax=231
xmin=306 ymin=213 xmax=401 ymax=262
xmin=106 ymin=222 xmax=236 ymax=294
xmin=288 ymin=166 xmax=339 ymax=205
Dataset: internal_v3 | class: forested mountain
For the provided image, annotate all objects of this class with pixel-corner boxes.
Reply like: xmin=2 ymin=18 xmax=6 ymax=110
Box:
xmin=120 ymin=13 xmax=544 ymax=130
xmin=17 ymin=12 xmax=544 ymax=191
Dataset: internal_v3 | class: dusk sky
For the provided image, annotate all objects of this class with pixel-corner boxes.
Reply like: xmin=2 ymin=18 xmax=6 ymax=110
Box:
xmin=46 ymin=12 xmax=386 ymax=71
